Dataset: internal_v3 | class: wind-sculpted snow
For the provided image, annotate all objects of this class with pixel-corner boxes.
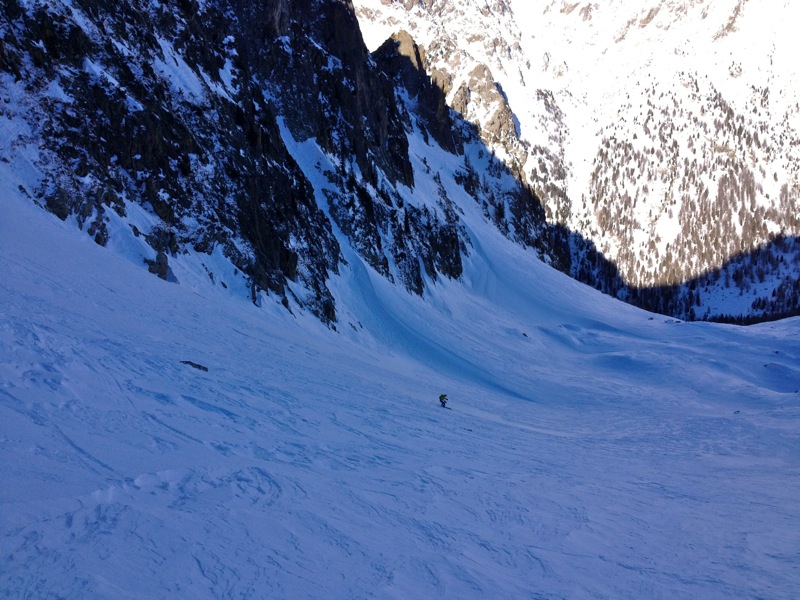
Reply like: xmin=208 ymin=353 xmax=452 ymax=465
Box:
xmin=2 ymin=182 xmax=799 ymax=598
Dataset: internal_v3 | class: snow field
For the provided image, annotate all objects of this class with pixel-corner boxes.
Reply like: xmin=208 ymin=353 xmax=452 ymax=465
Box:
xmin=2 ymin=169 xmax=800 ymax=598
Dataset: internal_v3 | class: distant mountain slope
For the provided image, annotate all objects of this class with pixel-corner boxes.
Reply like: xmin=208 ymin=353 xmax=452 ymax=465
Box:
xmin=354 ymin=0 xmax=800 ymax=322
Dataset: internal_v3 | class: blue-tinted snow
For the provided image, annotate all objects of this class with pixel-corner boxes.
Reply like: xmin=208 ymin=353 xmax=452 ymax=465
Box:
xmin=1 ymin=184 xmax=799 ymax=598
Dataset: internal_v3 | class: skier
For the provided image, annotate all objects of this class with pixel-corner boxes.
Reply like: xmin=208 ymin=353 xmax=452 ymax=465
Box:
xmin=439 ymin=394 xmax=448 ymax=408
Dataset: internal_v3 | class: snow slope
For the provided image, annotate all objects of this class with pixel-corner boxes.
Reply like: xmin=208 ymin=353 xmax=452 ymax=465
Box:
xmin=1 ymin=178 xmax=799 ymax=599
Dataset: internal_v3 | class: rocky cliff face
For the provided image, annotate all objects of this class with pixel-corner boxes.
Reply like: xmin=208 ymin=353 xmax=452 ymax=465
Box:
xmin=234 ymin=0 xmax=414 ymax=189
xmin=1 ymin=0 xmax=555 ymax=323
xmin=2 ymin=0 xmax=346 ymax=320
xmin=373 ymin=30 xmax=460 ymax=154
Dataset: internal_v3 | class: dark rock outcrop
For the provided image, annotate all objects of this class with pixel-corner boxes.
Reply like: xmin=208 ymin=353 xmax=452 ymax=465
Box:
xmin=1 ymin=0 xmax=346 ymax=321
xmin=373 ymin=30 xmax=460 ymax=154
xmin=0 ymin=0 xmax=554 ymax=321
xmin=232 ymin=0 xmax=414 ymax=189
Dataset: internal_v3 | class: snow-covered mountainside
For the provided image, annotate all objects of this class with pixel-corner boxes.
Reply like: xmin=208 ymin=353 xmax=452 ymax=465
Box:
xmin=2 ymin=153 xmax=800 ymax=599
xmin=1 ymin=2 xmax=799 ymax=596
xmin=355 ymin=0 xmax=800 ymax=322
xmin=3 ymin=0 xmax=797 ymax=324
xmin=0 ymin=0 xmax=564 ymax=326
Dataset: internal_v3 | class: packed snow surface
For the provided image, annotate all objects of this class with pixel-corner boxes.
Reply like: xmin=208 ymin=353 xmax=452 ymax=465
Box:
xmin=1 ymin=185 xmax=799 ymax=598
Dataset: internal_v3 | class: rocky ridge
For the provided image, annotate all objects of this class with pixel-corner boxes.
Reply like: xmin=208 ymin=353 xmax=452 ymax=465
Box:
xmin=0 ymin=0 xmax=557 ymax=324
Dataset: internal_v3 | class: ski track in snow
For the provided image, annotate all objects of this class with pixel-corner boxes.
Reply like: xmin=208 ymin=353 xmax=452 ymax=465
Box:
xmin=1 ymin=190 xmax=800 ymax=599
